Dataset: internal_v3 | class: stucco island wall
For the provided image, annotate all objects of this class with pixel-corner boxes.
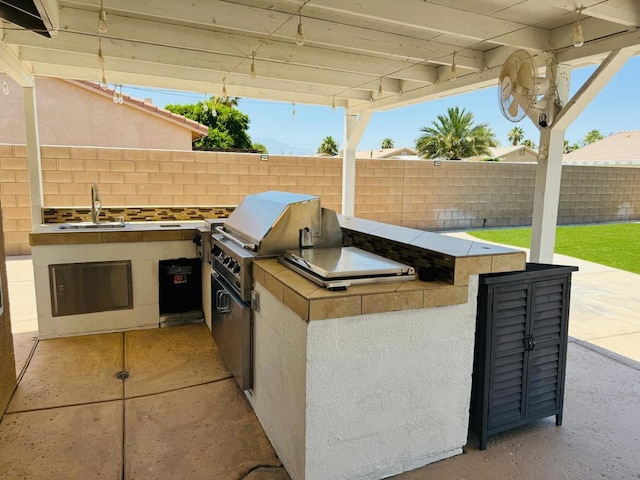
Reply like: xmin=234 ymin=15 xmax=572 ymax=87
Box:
xmin=250 ymin=276 xmax=480 ymax=480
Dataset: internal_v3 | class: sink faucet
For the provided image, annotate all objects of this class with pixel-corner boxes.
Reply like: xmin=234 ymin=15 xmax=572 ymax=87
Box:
xmin=91 ymin=183 xmax=102 ymax=224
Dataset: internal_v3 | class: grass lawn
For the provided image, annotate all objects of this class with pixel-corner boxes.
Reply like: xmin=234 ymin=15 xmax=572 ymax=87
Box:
xmin=466 ymin=223 xmax=640 ymax=274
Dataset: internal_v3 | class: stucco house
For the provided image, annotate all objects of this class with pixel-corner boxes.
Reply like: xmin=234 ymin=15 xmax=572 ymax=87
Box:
xmin=467 ymin=145 xmax=539 ymax=163
xmin=357 ymin=147 xmax=420 ymax=160
xmin=563 ymin=131 xmax=640 ymax=166
xmin=0 ymin=77 xmax=208 ymax=150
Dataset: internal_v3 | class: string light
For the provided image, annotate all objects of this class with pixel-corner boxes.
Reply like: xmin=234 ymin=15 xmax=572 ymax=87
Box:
xmin=296 ymin=8 xmax=305 ymax=46
xmin=331 ymin=95 xmax=336 ymax=112
xmin=97 ymin=36 xmax=108 ymax=89
xmin=450 ymin=51 xmax=457 ymax=81
xmin=98 ymin=0 xmax=108 ymax=34
xmin=222 ymin=78 xmax=228 ymax=98
xmin=2 ymin=74 xmax=9 ymax=96
xmin=377 ymin=78 xmax=383 ymax=98
xmin=249 ymin=52 xmax=257 ymax=79
xmin=573 ymin=6 xmax=585 ymax=48
xmin=97 ymin=37 xmax=105 ymax=68
xmin=112 ymin=83 xmax=124 ymax=104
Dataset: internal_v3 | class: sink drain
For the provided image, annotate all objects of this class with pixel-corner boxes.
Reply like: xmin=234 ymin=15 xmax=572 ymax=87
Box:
xmin=115 ymin=370 xmax=130 ymax=380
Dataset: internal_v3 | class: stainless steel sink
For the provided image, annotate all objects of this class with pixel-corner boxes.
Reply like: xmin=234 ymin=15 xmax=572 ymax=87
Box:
xmin=56 ymin=222 xmax=129 ymax=230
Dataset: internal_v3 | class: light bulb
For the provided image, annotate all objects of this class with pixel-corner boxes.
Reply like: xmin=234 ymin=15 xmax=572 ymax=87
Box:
xmin=113 ymin=88 xmax=119 ymax=103
xmin=249 ymin=55 xmax=256 ymax=80
xmin=97 ymin=46 xmax=105 ymax=68
xmin=296 ymin=19 xmax=304 ymax=46
xmin=377 ymin=79 xmax=383 ymax=98
xmin=331 ymin=95 xmax=336 ymax=112
xmin=2 ymin=81 xmax=9 ymax=96
xmin=291 ymin=102 xmax=296 ymax=119
xmin=450 ymin=52 xmax=457 ymax=81
xmin=100 ymin=72 xmax=108 ymax=90
xmin=573 ymin=22 xmax=584 ymax=47
xmin=98 ymin=8 xmax=108 ymax=34
xmin=118 ymin=89 xmax=124 ymax=104
xmin=222 ymin=79 xmax=227 ymax=97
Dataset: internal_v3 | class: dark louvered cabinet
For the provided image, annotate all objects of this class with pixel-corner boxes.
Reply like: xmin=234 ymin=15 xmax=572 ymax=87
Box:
xmin=470 ymin=263 xmax=578 ymax=450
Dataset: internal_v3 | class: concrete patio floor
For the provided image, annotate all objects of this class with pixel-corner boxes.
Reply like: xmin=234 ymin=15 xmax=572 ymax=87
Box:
xmin=2 ymin=254 xmax=640 ymax=479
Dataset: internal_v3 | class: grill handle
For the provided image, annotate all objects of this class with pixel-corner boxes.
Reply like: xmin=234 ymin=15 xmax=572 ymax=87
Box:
xmin=214 ymin=226 xmax=257 ymax=251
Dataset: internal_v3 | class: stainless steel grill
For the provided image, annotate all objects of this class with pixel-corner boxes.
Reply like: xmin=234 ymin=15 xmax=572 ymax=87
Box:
xmin=209 ymin=191 xmax=414 ymax=391
xmin=209 ymin=191 xmax=341 ymax=391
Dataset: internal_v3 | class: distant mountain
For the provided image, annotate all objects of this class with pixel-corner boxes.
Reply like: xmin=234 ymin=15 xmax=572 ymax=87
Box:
xmin=253 ymin=137 xmax=314 ymax=156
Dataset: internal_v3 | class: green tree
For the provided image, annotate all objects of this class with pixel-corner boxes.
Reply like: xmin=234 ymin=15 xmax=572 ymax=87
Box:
xmin=508 ymin=126 xmax=524 ymax=146
xmin=317 ymin=136 xmax=339 ymax=156
xmin=252 ymin=143 xmax=268 ymax=154
xmin=415 ymin=107 xmax=497 ymax=160
xmin=165 ymin=97 xmax=253 ymax=151
xmin=381 ymin=138 xmax=394 ymax=149
xmin=582 ymin=129 xmax=603 ymax=146
xmin=522 ymin=139 xmax=537 ymax=149
xmin=563 ymin=140 xmax=579 ymax=154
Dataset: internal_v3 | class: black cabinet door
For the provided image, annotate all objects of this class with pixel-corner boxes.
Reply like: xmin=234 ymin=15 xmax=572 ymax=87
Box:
xmin=471 ymin=264 xmax=577 ymax=450
xmin=487 ymin=283 xmax=529 ymax=430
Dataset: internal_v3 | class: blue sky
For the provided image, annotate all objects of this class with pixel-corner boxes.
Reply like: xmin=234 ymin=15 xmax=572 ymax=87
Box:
xmin=123 ymin=55 xmax=640 ymax=155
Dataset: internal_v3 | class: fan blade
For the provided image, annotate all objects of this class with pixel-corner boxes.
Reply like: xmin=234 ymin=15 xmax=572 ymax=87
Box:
xmin=517 ymin=63 xmax=533 ymax=95
xmin=501 ymin=76 xmax=513 ymax=100
xmin=508 ymin=98 xmax=520 ymax=117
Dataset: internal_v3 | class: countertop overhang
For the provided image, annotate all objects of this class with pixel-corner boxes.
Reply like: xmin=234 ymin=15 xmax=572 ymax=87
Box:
xmin=29 ymin=220 xmax=206 ymax=246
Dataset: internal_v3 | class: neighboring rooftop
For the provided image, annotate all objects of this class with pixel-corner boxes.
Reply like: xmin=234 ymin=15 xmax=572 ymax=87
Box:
xmin=0 ymin=77 xmax=209 ymax=150
xmin=71 ymin=80 xmax=209 ymax=141
xmin=356 ymin=147 xmax=420 ymax=160
xmin=564 ymin=131 xmax=640 ymax=165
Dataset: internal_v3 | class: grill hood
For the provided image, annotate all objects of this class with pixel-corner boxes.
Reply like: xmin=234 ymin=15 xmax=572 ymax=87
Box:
xmin=218 ymin=191 xmax=342 ymax=256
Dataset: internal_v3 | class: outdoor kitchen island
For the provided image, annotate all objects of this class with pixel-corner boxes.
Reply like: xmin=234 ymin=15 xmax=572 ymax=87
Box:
xmin=248 ymin=215 xmax=525 ymax=480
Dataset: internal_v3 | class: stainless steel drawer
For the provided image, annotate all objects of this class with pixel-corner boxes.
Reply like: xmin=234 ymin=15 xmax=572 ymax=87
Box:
xmin=49 ymin=260 xmax=133 ymax=317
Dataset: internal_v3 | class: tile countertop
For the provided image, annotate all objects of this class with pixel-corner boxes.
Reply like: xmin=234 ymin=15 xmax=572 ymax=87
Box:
xmin=338 ymin=215 xmax=518 ymax=258
xmin=29 ymin=220 xmax=207 ymax=246
xmin=257 ymin=216 xmax=527 ymax=320
xmin=254 ymin=259 xmax=470 ymax=322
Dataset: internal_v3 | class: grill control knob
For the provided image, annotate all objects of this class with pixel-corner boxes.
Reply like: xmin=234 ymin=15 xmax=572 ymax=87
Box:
xmin=232 ymin=264 xmax=241 ymax=275
xmin=223 ymin=256 xmax=232 ymax=266
xmin=228 ymin=260 xmax=237 ymax=270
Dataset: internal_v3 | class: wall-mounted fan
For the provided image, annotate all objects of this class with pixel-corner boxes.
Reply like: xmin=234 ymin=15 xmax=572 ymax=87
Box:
xmin=498 ymin=49 xmax=554 ymax=127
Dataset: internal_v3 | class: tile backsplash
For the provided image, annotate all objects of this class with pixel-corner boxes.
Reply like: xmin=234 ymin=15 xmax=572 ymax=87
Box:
xmin=43 ymin=206 xmax=235 ymax=224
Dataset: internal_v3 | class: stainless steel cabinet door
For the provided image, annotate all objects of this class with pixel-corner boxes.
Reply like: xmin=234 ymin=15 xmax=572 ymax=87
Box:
xmin=211 ymin=274 xmax=252 ymax=391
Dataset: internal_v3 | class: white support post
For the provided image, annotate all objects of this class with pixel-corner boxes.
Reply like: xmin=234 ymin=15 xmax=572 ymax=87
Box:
xmin=530 ymin=49 xmax=632 ymax=263
xmin=23 ymin=86 xmax=44 ymax=229
xmin=341 ymin=111 xmax=372 ymax=216
xmin=530 ymin=127 xmax=566 ymax=263
xmin=530 ymin=64 xmax=570 ymax=263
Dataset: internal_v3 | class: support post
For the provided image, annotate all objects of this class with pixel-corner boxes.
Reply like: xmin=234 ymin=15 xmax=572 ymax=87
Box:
xmin=530 ymin=127 xmax=566 ymax=263
xmin=341 ymin=111 xmax=372 ymax=216
xmin=530 ymin=49 xmax=632 ymax=262
xmin=23 ymin=86 xmax=44 ymax=229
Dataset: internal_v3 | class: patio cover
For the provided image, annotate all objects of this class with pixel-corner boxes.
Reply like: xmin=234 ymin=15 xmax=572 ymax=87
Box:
xmin=1 ymin=0 xmax=639 ymax=261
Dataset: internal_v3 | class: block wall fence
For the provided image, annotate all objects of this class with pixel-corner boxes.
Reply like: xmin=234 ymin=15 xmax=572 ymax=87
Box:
xmin=1 ymin=144 xmax=638 ymax=255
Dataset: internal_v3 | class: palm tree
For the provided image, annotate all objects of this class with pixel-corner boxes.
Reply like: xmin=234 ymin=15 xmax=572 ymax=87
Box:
xmin=317 ymin=136 xmax=339 ymax=156
xmin=582 ymin=129 xmax=603 ymax=146
xmin=508 ymin=127 xmax=524 ymax=146
xmin=415 ymin=107 xmax=497 ymax=160
xmin=522 ymin=139 xmax=537 ymax=149
xmin=381 ymin=138 xmax=394 ymax=149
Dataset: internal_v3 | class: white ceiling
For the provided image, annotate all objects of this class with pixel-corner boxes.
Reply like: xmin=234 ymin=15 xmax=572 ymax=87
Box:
xmin=0 ymin=0 xmax=639 ymax=114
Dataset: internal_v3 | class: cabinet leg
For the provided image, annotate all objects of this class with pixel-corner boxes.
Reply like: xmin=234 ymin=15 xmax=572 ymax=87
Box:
xmin=479 ymin=432 xmax=487 ymax=450
xmin=556 ymin=413 xmax=563 ymax=426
